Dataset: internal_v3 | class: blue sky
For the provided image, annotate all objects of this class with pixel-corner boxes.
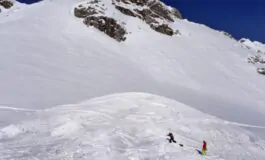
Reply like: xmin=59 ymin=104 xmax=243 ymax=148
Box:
xmin=18 ymin=0 xmax=265 ymax=43
xmin=164 ymin=0 xmax=265 ymax=43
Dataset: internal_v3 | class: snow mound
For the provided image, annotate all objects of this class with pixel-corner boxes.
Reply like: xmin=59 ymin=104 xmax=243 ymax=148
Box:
xmin=51 ymin=120 xmax=83 ymax=137
xmin=0 ymin=124 xmax=22 ymax=139
xmin=0 ymin=93 xmax=265 ymax=160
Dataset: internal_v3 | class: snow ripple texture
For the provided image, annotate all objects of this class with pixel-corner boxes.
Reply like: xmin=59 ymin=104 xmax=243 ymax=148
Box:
xmin=0 ymin=93 xmax=265 ymax=160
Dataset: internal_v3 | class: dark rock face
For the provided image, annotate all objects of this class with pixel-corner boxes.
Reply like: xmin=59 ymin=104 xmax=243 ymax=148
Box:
xmin=127 ymin=0 xmax=149 ymax=6
xmin=151 ymin=24 xmax=174 ymax=36
xmin=0 ymin=0 xmax=13 ymax=9
xmin=115 ymin=6 xmax=136 ymax=17
xmin=115 ymin=0 xmax=131 ymax=5
xmin=239 ymin=39 xmax=245 ymax=43
xmin=257 ymin=68 xmax=265 ymax=75
xmin=148 ymin=2 xmax=174 ymax=22
xmin=135 ymin=9 xmax=159 ymax=24
xmin=240 ymin=39 xmax=265 ymax=76
xmin=74 ymin=0 xmax=182 ymax=40
xmin=222 ymin=31 xmax=234 ymax=39
xmin=84 ymin=16 xmax=127 ymax=42
xmin=170 ymin=8 xmax=182 ymax=19
xmin=134 ymin=8 xmax=175 ymax=36
xmin=74 ymin=6 xmax=97 ymax=18
xmin=248 ymin=55 xmax=265 ymax=64
xmin=114 ymin=0 xmax=182 ymax=36
xmin=90 ymin=0 xmax=100 ymax=4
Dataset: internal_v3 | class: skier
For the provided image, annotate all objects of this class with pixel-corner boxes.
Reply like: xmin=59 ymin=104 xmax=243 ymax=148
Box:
xmin=202 ymin=140 xmax=207 ymax=155
xmin=167 ymin=132 xmax=176 ymax=143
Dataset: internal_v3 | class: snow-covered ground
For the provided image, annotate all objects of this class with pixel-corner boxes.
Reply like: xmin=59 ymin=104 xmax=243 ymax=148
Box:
xmin=240 ymin=38 xmax=265 ymax=69
xmin=240 ymin=38 xmax=265 ymax=53
xmin=1 ymin=0 xmax=265 ymax=159
xmin=1 ymin=93 xmax=265 ymax=160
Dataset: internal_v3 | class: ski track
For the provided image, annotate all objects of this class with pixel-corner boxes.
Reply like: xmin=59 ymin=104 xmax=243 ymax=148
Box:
xmin=0 ymin=106 xmax=37 ymax=112
xmin=224 ymin=121 xmax=265 ymax=129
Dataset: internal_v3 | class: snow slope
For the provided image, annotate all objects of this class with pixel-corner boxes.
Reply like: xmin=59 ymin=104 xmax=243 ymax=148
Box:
xmin=240 ymin=38 xmax=265 ymax=53
xmin=239 ymin=38 xmax=265 ymax=69
xmin=1 ymin=93 xmax=265 ymax=160
xmin=0 ymin=0 xmax=265 ymax=154
xmin=0 ymin=0 xmax=27 ymax=21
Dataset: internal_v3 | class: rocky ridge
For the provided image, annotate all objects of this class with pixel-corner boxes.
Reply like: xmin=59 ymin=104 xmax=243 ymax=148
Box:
xmin=74 ymin=0 xmax=182 ymax=41
xmin=0 ymin=0 xmax=13 ymax=12
xmin=239 ymin=38 xmax=265 ymax=76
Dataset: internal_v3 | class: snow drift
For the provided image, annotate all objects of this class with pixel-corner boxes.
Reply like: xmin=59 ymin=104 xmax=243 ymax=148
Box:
xmin=1 ymin=93 xmax=265 ymax=160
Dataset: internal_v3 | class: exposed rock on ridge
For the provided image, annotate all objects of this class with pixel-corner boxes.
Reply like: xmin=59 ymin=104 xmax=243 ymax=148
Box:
xmin=0 ymin=0 xmax=13 ymax=13
xmin=84 ymin=16 xmax=127 ymax=42
xmin=239 ymin=38 xmax=265 ymax=76
xmin=73 ymin=0 xmax=182 ymax=41
xmin=74 ymin=0 xmax=127 ymax=42
xmin=0 ymin=0 xmax=13 ymax=9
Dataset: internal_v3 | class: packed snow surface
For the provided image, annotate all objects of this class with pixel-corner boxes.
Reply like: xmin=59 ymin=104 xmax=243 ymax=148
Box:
xmin=0 ymin=0 xmax=265 ymax=158
xmin=1 ymin=93 xmax=265 ymax=160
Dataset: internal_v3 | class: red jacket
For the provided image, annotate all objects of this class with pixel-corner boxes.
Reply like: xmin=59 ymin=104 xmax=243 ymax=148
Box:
xmin=203 ymin=142 xmax=207 ymax=150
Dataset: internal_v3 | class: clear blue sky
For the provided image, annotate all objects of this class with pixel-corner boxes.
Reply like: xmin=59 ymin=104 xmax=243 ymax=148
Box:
xmin=164 ymin=0 xmax=265 ymax=43
xmin=18 ymin=0 xmax=265 ymax=43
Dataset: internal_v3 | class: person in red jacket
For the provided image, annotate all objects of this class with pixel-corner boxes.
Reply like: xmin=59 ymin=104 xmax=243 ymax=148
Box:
xmin=202 ymin=140 xmax=207 ymax=155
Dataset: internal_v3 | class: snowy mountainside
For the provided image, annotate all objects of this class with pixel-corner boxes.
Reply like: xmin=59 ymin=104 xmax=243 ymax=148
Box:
xmin=0 ymin=0 xmax=265 ymax=150
xmin=1 ymin=93 xmax=265 ymax=160
xmin=73 ymin=0 xmax=182 ymax=41
xmin=240 ymin=38 xmax=265 ymax=53
xmin=239 ymin=38 xmax=265 ymax=75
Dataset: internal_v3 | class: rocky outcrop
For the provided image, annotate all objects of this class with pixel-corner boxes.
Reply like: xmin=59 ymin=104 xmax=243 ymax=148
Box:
xmin=240 ymin=38 xmax=265 ymax=65
xmin=73 ymin=0 xmax=182 ymax=40
xmin=170 ymin=8 xmax=182 ymax=19
xmin=151 ymin=24 xmax=174 ymax=36
xmin=148 ymin=1 xmax=174 ymax=22
xmin=114 ymin=0 xmax=181 ymax=36
xmin=84 ymin=16 xmax=126 ymax=42
xmin=239 ymin=38 xmax=265 ymax=76
xmin=135 ymin=7 xmax=175 ymax=35
xmin=135 ymin=9 xmax=159 ymax=24
xmin=115 ymin=6 xmax=137 ymax=17
xmin=74 ymin=1 xmax=127 ymax=42
xmin=248 ymin=55 xmax=265 ymax=64
xmin=257 ymin=68 xmax=265 ymax=75
xmin=221 ymin=31 xmax=234 ymax=39
xmin=126 ymin=0 xmax=149 ymax=6
xmin=74 ymin=6 xmax=97 ymax=18
xmin=0 ymin=0 xmax=13 ymax=9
